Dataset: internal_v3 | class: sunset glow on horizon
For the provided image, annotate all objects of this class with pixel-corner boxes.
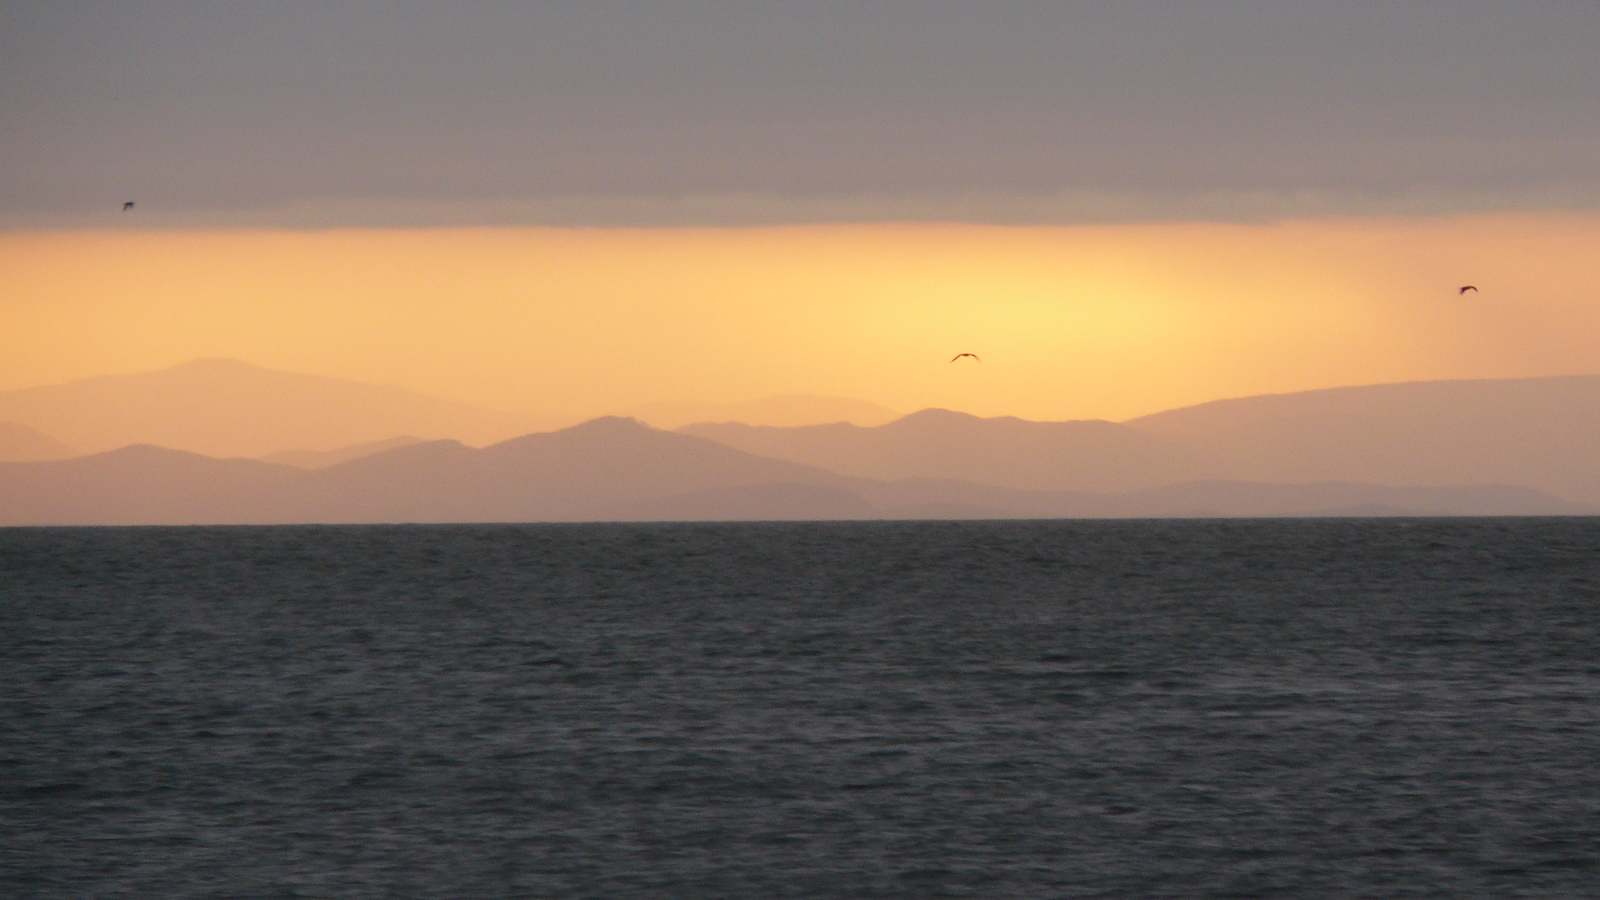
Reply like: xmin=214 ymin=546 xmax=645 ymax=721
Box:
xmin=4 ymin=213 xmax=1599 ymax=424
xmin=14 ymin=7 xmax=1600 ymax=888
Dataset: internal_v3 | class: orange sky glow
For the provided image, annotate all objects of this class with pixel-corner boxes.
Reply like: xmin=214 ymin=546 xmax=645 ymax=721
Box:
xmin=3 ymin=213 xmax=1598 ymax=423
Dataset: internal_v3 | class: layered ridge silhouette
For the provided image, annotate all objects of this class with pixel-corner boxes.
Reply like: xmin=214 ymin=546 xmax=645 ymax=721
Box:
xmin=261 ymin=436 xmax=430 ymax=469
xmin=685 ymin=375 xmax=1600 ymax=503
xmin=1 ymin=417 xmax=1586 ymax=525
xmin=682 ymin=409 xmax=1214 ymax=494
xmin=629 ymin=395 xmax=900 ymax=430
xmin=1123 ymin=375 xmax=1600 ymax=503
xmin=0 ymin=423 xmax=77 ymax=462
xmin=5 ymin=365 xmax=1600 ymax=523
xmin=0 ymin=359 xmax=548 ymax=458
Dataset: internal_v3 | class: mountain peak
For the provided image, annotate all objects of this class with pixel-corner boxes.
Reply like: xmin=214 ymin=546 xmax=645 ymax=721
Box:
xmin=891 ymin=408 xmax=987 ymax=426
xmin=568 ymin=415 xmax=653 ymax=432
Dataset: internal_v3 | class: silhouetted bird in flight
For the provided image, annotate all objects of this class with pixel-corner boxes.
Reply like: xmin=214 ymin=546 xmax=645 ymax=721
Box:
xmin=121 ymin=201 xmax=135 ymax=212
xmin=950 ymin=353 xmax=981 ymax=362
xmin=1458 ymin=285 xmax=1478 ymax=294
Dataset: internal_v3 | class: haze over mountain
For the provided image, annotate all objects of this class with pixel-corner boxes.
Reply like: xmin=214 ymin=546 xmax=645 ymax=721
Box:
xmin=0 ymin=359 xmax=548 ymax=458
xmin=683 ymin=409 xmax=1212 ymax=494
xmin=0 ymin=423 xmax=77 ymax=463
xmin=270 ymin=418 xmax=850 ymax=523
xmin=629 ymin=395 xmax=900 ymax=430
xmin=261 ymin=436 xmax=430 ymax=470
xmin=1123 ymin=375 xmax=1600 ymax=503
xmin=0 ymin=417 xmax=1585 ymax=526
xmin=685 ymin=375 xmax=1600 ymax=503
xmin=0 ymin=446 xmax=302 ymax=525
xmin=6 ymin=365 xmax=1600 ymax=524
xmin=0 ymin=418 xmax=849 ymax=525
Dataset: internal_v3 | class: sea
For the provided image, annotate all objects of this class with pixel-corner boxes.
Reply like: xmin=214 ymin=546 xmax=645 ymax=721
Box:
xmin=3 ymin=519 xmax=1599 ymax=898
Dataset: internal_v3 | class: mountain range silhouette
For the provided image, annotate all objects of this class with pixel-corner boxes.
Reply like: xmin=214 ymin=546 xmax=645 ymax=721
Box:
xmin=0 ymin=422 xmax=77 ymax=462
xmin=0 ymin=359 xmax=548 ymax=458
xmin=3 ymin=362 xmax=1600 ymax=523
xmin=0 ymin=415 xmax=1588 ymax=526
xmin=687 ymin=376 xmax=1600 ymax=503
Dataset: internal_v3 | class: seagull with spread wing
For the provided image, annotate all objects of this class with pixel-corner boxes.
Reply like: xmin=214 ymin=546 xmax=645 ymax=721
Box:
xmin=1459 ymin=285 xmax=1478 ymax=294
xmin=950 ymin=353 xmax=981 ymax=363
xmin=121 ymin=201 xmax=135 ymax=212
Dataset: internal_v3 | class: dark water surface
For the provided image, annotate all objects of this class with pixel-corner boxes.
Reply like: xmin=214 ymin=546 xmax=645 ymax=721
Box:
xmin=4 ymin=519 xmax=1600 ymax=898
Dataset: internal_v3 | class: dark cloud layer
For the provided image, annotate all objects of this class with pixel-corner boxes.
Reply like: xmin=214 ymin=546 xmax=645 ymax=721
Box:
xmin=4 ymin=1 xmax=1598 ymax=225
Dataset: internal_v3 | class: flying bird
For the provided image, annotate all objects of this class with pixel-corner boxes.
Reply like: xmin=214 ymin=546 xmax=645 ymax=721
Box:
xmin=1458 ymin=285 xmax=1478 ymax=294
xmin=121 ymin=201 xmax=135 ymax=212
xmin=950 ymin=353 xmax=981 ymax=363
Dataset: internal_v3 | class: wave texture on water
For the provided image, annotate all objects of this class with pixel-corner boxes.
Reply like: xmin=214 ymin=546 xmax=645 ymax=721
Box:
xmin=3 ymin=519 xmax=1600 ymax=897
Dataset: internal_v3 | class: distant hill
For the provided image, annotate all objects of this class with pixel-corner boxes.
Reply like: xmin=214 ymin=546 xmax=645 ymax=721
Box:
xmin=0 ymin=423 xmax=77 ymax=462
xmin=682 ymin=409 xmax=1214 ymax=493
xmin=0 ymin=418 xmax=855 ymax=524
xmin=261 ymin=436 xmax=429 ymax=469
xmin=1 ymin=417 xmax=1585 ymax=525
xmin=270 ymin=417 xmax=852 ymax=523
xmin=0 ymin=359 xmax=549 ymax=458
xmin=1125 ymin=375 xmax=1600 ymax=503
xmin=17 ymin=362 xmax=1598 ymax=504
xmin=0 ymin=445 xmax=300 ymax=525
xmin=683 ymin=376 xmax=1600 ymax=503
xmin=630 ymin=395 xmax=900 ymax=430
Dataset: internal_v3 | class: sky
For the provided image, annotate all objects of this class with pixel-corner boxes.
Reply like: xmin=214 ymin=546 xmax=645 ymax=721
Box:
xmin=3 ymin=2 xmax=1599 ymax=421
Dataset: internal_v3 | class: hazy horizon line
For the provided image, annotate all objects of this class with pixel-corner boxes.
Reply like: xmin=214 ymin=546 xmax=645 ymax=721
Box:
xmin=10 ymin=355 xmax=1600 ymax=430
